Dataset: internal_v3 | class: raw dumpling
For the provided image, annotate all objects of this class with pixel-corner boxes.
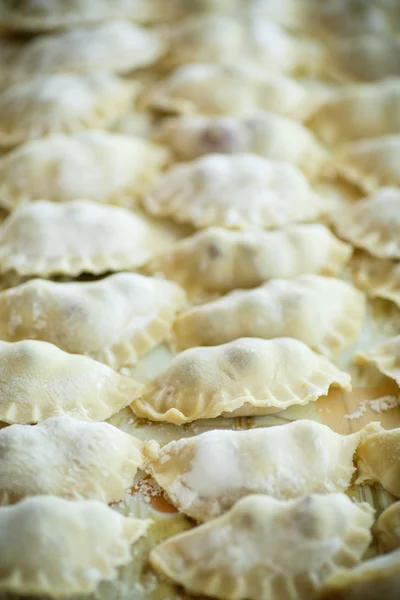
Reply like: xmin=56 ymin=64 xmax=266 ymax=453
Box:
xmin=160 ymin=14 xmax=322 ymax=75
xmin=334 ymin=135 xmax=400 ymax=192
xmin=355 ymin=422 xmax=400 ymax=497
xmin=145 ymin=419 xmax=362 ymax=521
xmin=247 ymin=18 xmax=323 ymax=75
xmin=0 ymin=495 xmax=149 ymax=597
xmin=145 ymin=62 xmax=326 ymax=121
xmin=0 ymin=339 xmax=142 ymax=424
xmin=352 ymin=253 xmax=400 ymax=307
xmin=114 ymin=110 xmax=155 ymax=138
xmin=374 ymin=503 xmax=400 ymax=553
xmin=0 ymin=35 xmax=22 ymax=82
xmin=334 ymin=188 xmax=400 ymax=259
xmin=0 ymin=131 xmax=168 ymax=210
xmin=0 ymin=273 xmax=186 ymax=368
xmin=0 ymin=200 xmax=171 ymax=277
xmin=321 ymin=550 xmax=400 ymax=600
xmin=0 ymin=72 xmax=135 ymax=147
xmin=329 ymin=34 xmax=400 ymax=82
xmin=133 ymin=337 xmax=351 ymax=423
xmin=173 ymin=275 xmax=365 ymax=356
xmin=145 ymin=225 xmax=352 ymax=301
xmin=247 ymin=0 xmax=314 ymax=30
xmin=308 ymin=80 xmax=400 ymax=145
xmin=150 ymin=494 xmax=374 ymax=600
xmin=158 ymin=14 xmax=246 ymax=69
xmin=12 ymin=21 xmax=165 ymax=78
xmin=356 ymin=335 xmax=400 ymax=386
xmin=153 ymin=111 xmax=328 ymax=178
xmin=310 ymin=0 xmax=399 ymax=37
xmin=144 ymin=62 xmax=263 ymax=115
xmin=0 ymin=416 xmax=144 ymax=504
xmin=0 ymin=0 xmax=160 ymax=31
xmin=143 ymin=153 xmax=325 ymax=230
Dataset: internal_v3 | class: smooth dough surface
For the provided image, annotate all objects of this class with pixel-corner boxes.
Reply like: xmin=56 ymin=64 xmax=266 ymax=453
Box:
xmin=352 ymin=253 xmax=400 ymax=307
xmin=374 ymin=502 xmax=400 ymax=554
xmin=334 ymin=135 xmax=400 ymax=192
xmin=173 ymin=275 xmax=365 ymax=357
xmin=0 ymin=200 xmax=171 ymax=277
xmin=0 ymin=495 xmax=149 ymax=597
xmin=159 ymin=14 xmax=246 ymax=70
xmin=153 ymin=111 xmax=328 ymax=178
xmin=247 ymin=18 xmax=324 ymax=75
xmin=143 ymin=153 xmax=325 ymax=230
xmin=0 ymin=339 xmax=142 ymax=424
xmin=321 ymin=550 xmax=400 ymax=600
xmin=329 ymin=34 xmax=400 ymax=82
xmin=0 ymin=131 xmax=169 ymax=210
xmin=247 ymin=0 xmax=314 ymax=30
xmin=355 ymin=422 xmax=400 ymax=498
xmin=12 ymin=20 xmax=165 ymax=77
xmin=150 ymin=493 xmax=374 ymax=600
xmin=0 ymin=416 xmax=144 ymax=504
xmin=309 ymin=0 xmax=400 ymax=37
xmin=145 ymin=419 xmax=362 ymax=522
xmin=133 ymin=337 xmax=351 ymax=423
xmin=146 ymin=62 xmax=326 ymax=121
xmin=334 ymin=188 xmax=400 ymax=259
xmin=356 ymin=335 xmax=400 ymax=386
xmin=0 ymin=72 xmax=135 ymax=147
xmin=0 ymin=0 xmax=176 ymax=30
xmin=145 ymin=225 xmax=352 ymax=301
xmin=0 ymin=273 xmax=186 ymax=368
xmin=159 ymin=14 xmax=322 ymax=75
xmin=308 ymin=80 xmax=400 ymax=145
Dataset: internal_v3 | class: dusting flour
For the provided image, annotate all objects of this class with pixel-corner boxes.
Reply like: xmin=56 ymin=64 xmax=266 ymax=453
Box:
xmin=344 ymin=396 xmax=399 ymax=419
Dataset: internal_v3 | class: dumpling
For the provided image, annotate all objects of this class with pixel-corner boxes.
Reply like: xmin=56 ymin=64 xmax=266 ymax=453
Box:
xmin=310 ymin=0 xmax=399 ymax=37
xmin=0 ymin=273 xmax=186 ymax=368
xmin=150 ymin=494 xmax=374 ymax=600
xmin=308 ymin=80 xmax=400 ymax=145
xmin=356 ymin=335 xmax=400 ymax=386
xmin=374 ymin=503 xmax=400 ymax=553
xmin=144 ymin=419 xmax=362 ymax=521
xmin=334 ymin=188 xmax=400 ymax=259
xmin=0 ymin=35 xmax=22 ymax=80
xmin=11 ymin=21 xmax=165 ymax=78
xmin=158 ymin=14 xmax=246 ymax=69
xmin=0 ymin=339 xmax=142 ymax=424
xmin=352 ymin=253 xmax=400 ymax=307
xmin=160 ymin=14 xmax=322 ymax=75
xmin=144 ymin=225 xmax=352 ymax=301
xmin=329 ymin=34 xmax=400 ymax=83
xmin=247 ymin=18 xmax=324 ymax=75
xmin=133 ymin=337 xmax=351 ymax=423
xmin=0 ymin=131 xmax=168 ymax=210
xmin=145 ymin=62 xmax=326 ymax=121
xmin=0 ymin=416 xmax=144 ymax=504
xmin=334 ymin=135 xmax=400 ymax=192
xmin=355 ymin=422 xmax=400 ymax=497
xmin=0 ymin=495 xmax=149 ymax=597
xmin=321 ymin=550 xmax=400 ymax=600
xmin=143 ymin=154 xmax=325 ymax=230
xmin=247 ymin=0 xmax=314 ymax=30
xmin=144 ymin=62 xmax=262 ymax=115
xmin=153 ymin=111 xmax=328 ymax=178
xmin=113 ymin=110 xmax=155 ymax=139
xmin=0 ymin=72 xmax=135 ymax=147
xmin=173 ymin=275 xmax=365 ymax=356
xmin=0 ymin=200 xmax=171 ymax=277
xmin=0 ymin=0 xmax=163 ymax=31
